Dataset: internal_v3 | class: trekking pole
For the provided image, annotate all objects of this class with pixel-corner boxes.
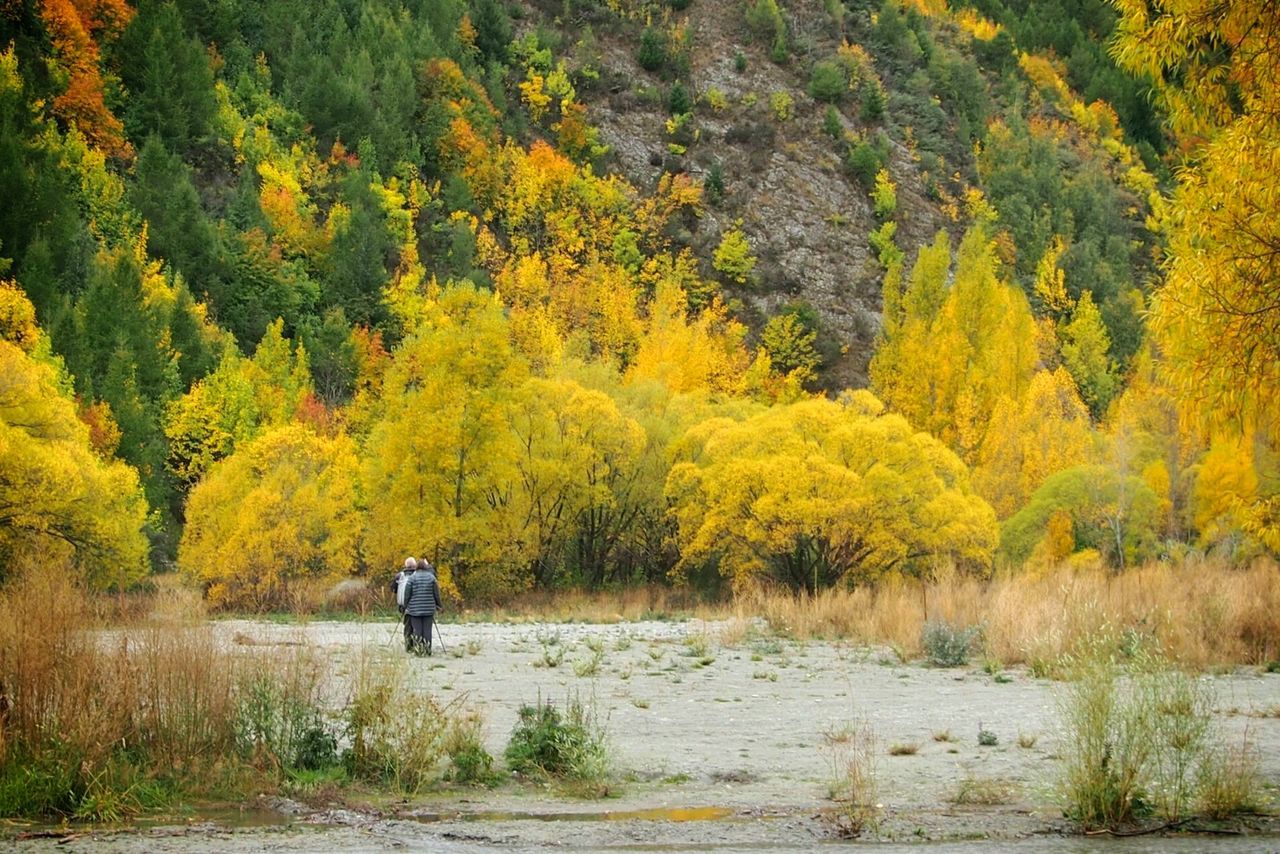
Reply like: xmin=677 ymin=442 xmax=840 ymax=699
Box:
xmin=434 ymin=619 xmax=447 ymax=655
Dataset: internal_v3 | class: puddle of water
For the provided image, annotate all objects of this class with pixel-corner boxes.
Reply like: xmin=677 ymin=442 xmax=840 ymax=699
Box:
xmin=132 ymin=807 xmax=295 ymax=830
xmin=410 ymin=805 xmax=737 ymax=823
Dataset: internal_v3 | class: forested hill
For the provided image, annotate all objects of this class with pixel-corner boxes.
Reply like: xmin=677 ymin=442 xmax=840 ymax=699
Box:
xmin=1 ymin=0 xmax=1276 ymax=604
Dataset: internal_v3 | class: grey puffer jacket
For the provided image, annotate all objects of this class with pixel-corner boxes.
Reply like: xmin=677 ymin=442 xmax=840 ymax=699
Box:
xmin=403 ymin=570 xmax=441 ymax=616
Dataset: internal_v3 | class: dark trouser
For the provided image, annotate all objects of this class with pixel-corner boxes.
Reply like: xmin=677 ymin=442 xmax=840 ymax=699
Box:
xmin=402 ymin=611 xmax=410 ymax=645
xmin=407 ymin=613 xmax=434 ymax=655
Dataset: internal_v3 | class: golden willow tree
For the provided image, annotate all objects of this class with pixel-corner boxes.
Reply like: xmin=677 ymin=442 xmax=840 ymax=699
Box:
xmin=1113 ymin=0 xmax=1280 ymax=548
xmin=0 ymin=282 xmax=149 ymax=588
xmin=665 ymin=393 xmax=998 ymax=592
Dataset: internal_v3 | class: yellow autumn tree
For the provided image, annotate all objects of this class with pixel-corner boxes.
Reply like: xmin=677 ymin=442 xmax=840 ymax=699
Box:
xmin=1112 ymin=0 xmax=1280 ymax=548
xmin=499 ymin=376 xmax=646 ymax=588
xmin=871 ymin=225 xmax=1040 ymax=462
xmin=0 ymin=285 xmax=148 ymax=589
xmin=666 ymin=393 xmax=998 ymax=592
xmin=361 ymin=284 xmax=527 ymax=599
xmin=974 ymin=368 xmax=1094 ymax=519
xmin=179 ymin=423 xmax=363 ymax=609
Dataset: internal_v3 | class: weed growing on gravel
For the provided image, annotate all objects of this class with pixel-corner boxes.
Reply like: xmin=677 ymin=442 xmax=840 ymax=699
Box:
xmin=505 ymin=693 xmax=613 ymax=796
xmin=887 ymin=742 xmax=920 ymax=756
xmin=821 ymin=718 xmax=879 ymax=838
xmin=922 ymin=620 xmax=982 ymax=667
xmin=443 ymin=709 xmax=500 ymax=786
xmin=1017 ymin=732 xmax=1038 ymax=749
xmin=573 ymin=644 xmax=605 ymax=677
xmin=343 ymin=652 xmax=449 ymax=793
xmin=949 ymin=774 xmax=1018 ymax=805
xmin=932 ymin=729 xmax=954 ymax=743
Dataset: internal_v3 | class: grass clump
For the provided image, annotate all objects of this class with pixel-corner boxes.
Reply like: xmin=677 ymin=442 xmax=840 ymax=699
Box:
xmin=949 ymin=774 xmax=1018 ymax=805
xmin=1057 ymin=633 xmax=1261 ymax=830
xmin=504 ymin=693 xmax=612 ymax=796
xmin=443 ymin=709 xmax=500 ymax=786
xmin=820 ymin=718 xmax=878 ymax=838
xmin=922 ymin=620 xmax=982 ymax=667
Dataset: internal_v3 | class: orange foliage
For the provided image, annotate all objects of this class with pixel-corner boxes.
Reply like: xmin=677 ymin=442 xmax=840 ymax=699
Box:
xmin=40 ymin=0 xmax=133 ymax=159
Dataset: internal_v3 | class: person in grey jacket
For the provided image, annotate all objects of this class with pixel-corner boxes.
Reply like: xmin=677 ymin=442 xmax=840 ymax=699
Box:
xmin=403 ymin=558 xmax=442 ymax=656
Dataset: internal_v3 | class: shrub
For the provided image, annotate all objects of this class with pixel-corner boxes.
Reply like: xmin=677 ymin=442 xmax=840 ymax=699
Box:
xmin=921 ymin=620 xmax=982 ymax=666
xmin=703 ymin=86 xmax=728 ymax=111
xmin=668 ymin=81 xmax=692 ymax=115
xmin=343 ymin=653 xmax=449 ymax=793
xmin=1057 ymin=637 xmax=1262 ymax=829
xmin=845 ymin=136 xmax=887 ymax=187
xmin=705 ymin=163 xmax=725 ymax=204
xmin=444 ymin=709 xmax=500 ymax=785
xmin=235 ymin=653 xmax=337 ymax=772
xmin=504 ymin=694 xmax=611 ymax=793
xmin=638 ymin=27 xmax=666 ymax=72
xmin=713 ymin=227 xmax=756 ymax=284
xmin=734 ymin=50 xmax=748 ymax=73
xmin=872 ymin=168 xmax=897 ymax=219
xmin=809 ymin=60 xmax=848 ymax=103
xmin=858 ymin=78 xmax=886 ymax=121
xmin=822 ymin=104 xmax=843 ymax=138
xmin=769 ymin=90 xmax=794 ymax=121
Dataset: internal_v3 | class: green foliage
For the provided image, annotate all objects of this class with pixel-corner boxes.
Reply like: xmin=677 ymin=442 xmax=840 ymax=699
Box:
xmin=344 ymin=656 xmax=450 ymax=793
xmin=667 ymin=81 xmax=692 ymax=115
xmin=1001 ymin=465 xmax=1161 ymax=569
xmin=809 ymin=60 xmax=848 ymax=103
xmin=1060 ymin=291 xmax=1117 ymax=417
xmin=845 ymin=134 xmax=889 ymax=188
xmin=1057 ymin=639 xmax=1260 ymax=829
xmin=822 ymin=104 xmax=844 ymax=139
xmin=504 ymin=694 xmax=611 ymax=790
xmin=638 ymin=27 xmax=667 ymax=73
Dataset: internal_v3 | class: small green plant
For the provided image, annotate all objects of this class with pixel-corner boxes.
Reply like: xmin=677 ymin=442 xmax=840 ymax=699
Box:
xmin=703 ymin=86 xmax=728 ymax=111
xmin=977 ymin=725 xmax=998 ymax=747
xmin=343 ymin=655 xmax=449 ymax=793
xmin=504 ymin=694 xmax=612 ymax=796
xmin=573 ymin=645 xmax=605 ymax=677
xmin=822 ymin=105 xmax=843 ymax=139
xmin=921 ymin=620 xmax=982 ymax=667
xmin=887 ymin=742 xmax=920 ymax=756
xmin=668 ymin=81 xmax=692 ymax=115
xmin=734 ymin=50 xmax=748 ymax=73
xmin=444 ymin=709 xmax=499 ymax=786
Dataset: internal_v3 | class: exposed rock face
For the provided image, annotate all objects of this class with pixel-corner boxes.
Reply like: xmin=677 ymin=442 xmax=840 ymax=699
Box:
xmin=539 ymin=0 xmax=951 ymax=390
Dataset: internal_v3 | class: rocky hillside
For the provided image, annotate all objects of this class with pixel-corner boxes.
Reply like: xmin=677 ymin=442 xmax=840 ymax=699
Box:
xmin=522 ymin=0 xmax=1158 ymax=389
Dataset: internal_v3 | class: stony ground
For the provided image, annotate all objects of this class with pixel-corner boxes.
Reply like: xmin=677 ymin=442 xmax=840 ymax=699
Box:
xmin=10 ymin=617 xmax=1280 ymax=852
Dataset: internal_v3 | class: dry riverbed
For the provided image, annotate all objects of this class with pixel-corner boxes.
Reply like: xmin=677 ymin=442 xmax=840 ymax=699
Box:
xmin=11 ymin=618 xmax=1280 ymax=852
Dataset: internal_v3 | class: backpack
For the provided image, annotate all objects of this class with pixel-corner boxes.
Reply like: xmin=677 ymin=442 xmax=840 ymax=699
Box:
xmin=396 ymin=571 xmax=412 ymax=607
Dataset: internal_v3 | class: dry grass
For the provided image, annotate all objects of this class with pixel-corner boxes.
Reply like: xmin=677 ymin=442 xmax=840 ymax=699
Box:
xmin=457 ymin=585 xmax=716 ymax=624
xmin=741 ymin=559 xmax=1280 ymax=669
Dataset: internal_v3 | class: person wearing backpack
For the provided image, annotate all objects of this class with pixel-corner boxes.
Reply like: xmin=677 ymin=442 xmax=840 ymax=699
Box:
xmin=403 ymin=558 xmax=442 ymax=656
xmin=393 ymin=557 xmax=416 ymax=651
